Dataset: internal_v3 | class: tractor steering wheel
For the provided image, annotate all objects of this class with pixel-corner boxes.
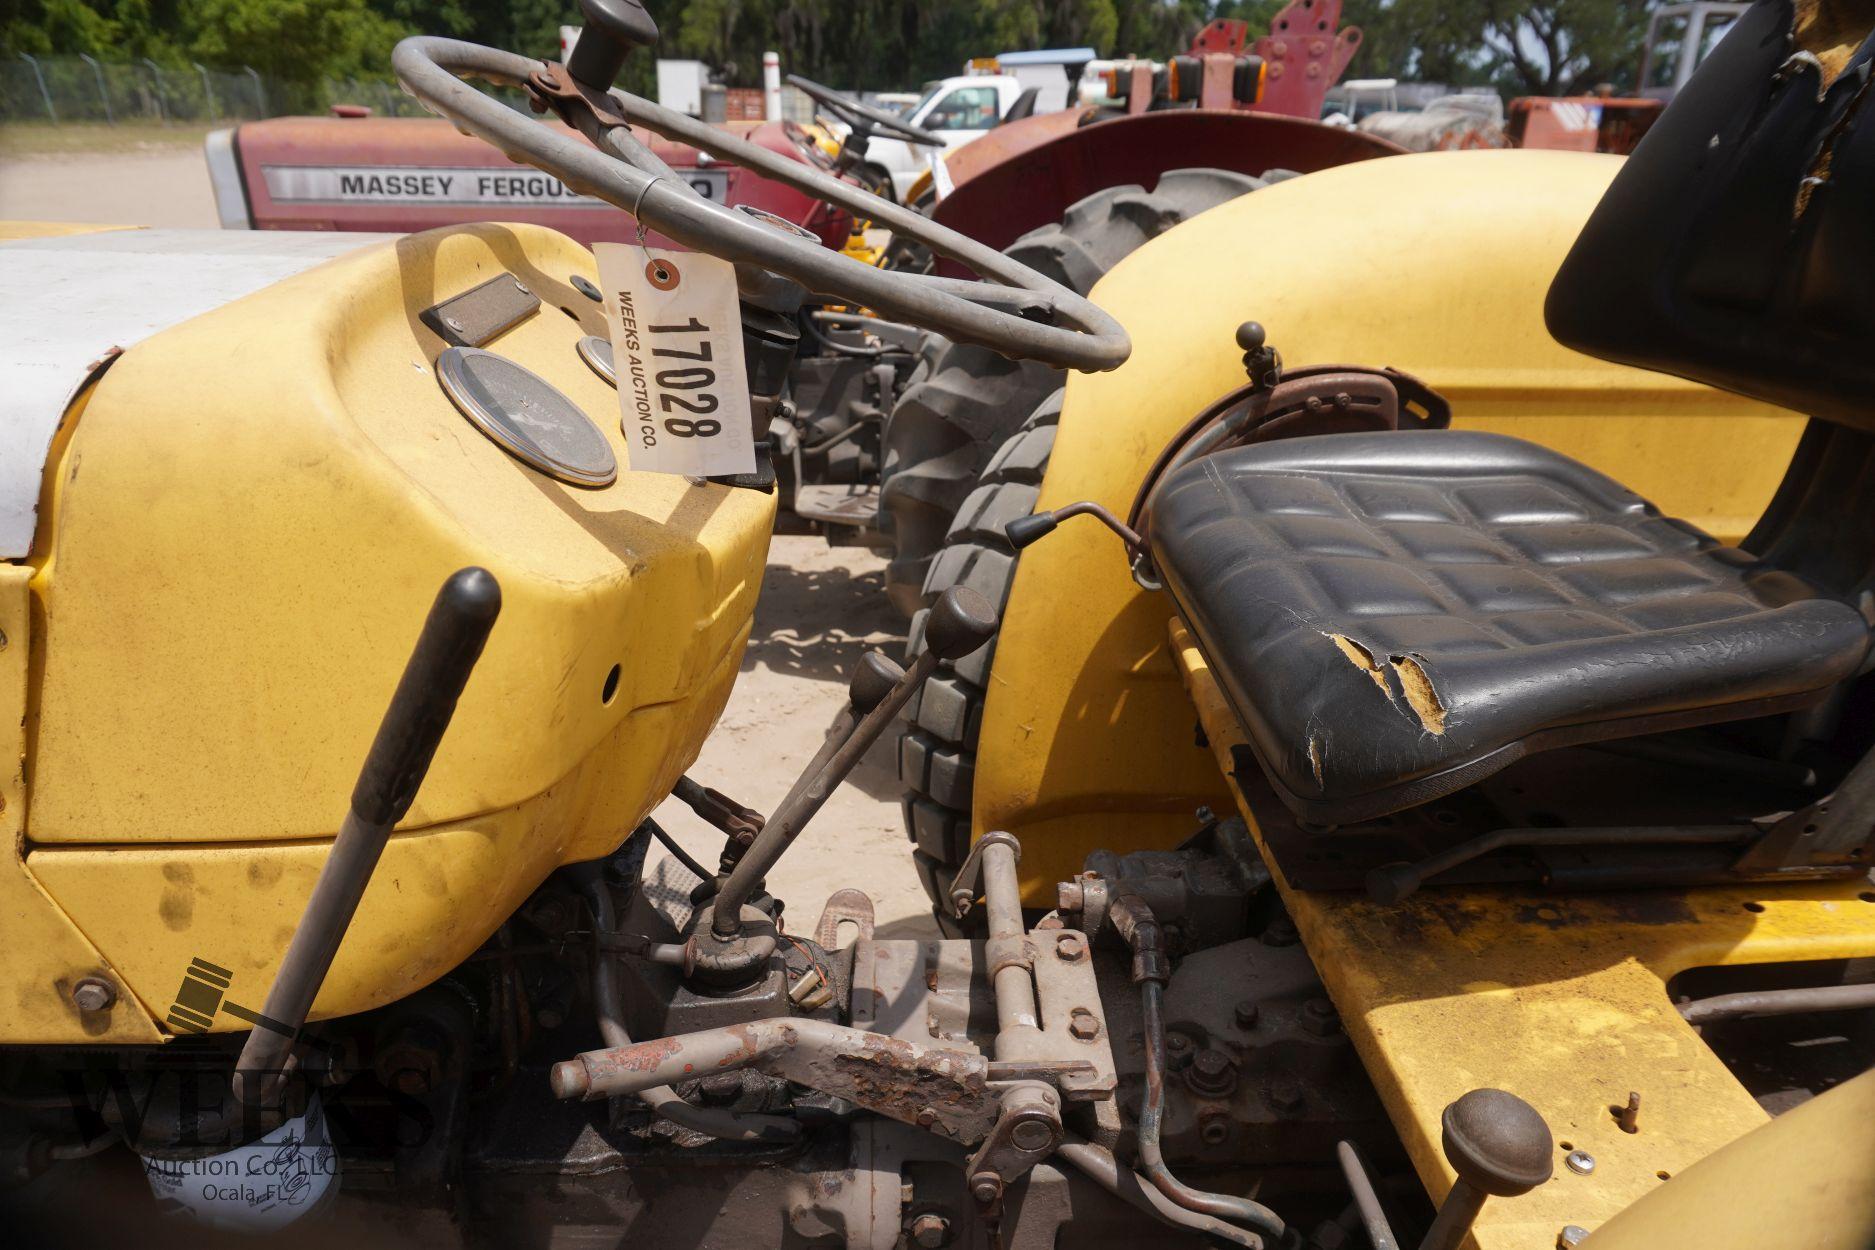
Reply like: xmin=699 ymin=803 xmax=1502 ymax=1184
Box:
xmin=785 ymin=74 xmax=944 ymax=148
xmin=389 ymin=38 xmax=1128 ymax=372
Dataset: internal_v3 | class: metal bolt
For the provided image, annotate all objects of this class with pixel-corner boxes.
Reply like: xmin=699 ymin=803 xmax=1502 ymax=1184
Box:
xmin=909 ymin=1213 xmax=951 ymax=1248
xmin=1199 ymin=1109 xmax=1231 ymax=1146
xmin=1165 ymin=1030 xmax=1195 ymax=1068
xmin=71 ymin=977 xmax=116 ymax=1013
xmin=1268 ymin=1081 xmax=1305 ymax=1114
xmin=513 ymin=278 xmax=530 ymax=294
xmin=444 ymin=316 xmax=465 ymax=333
xmin=1055 ymin=933 xmax=1085 ymax=962
xmin=915 ymin=1107 xmax=938 ymax=1128
xmin=1565 ymin=1150 xmax=1597 ymax=1176
xmin=1057 ymin=881 xmax=1085 ymax=912
xmin=1615 ymin=1090 xmax=1641 ymax=1134
xmin=1301 ymin=997 xmax=1341 ymax=1037
xmin=1558 ymin=1227 xmax=1591 ymax=1249
xmin=1068 ymin=1008 xmax=1100 ymax=1041
xmin=1187 ymin=1048 xmax=1237 ymax=1097
xmin=1234 ymin=1000 xmax=1260 ymax=1030
xmin=970 ymin=1174 xmax=1001 ymax=1204
xmin=1010 ymin=1119 xmax=1054 ymax=1152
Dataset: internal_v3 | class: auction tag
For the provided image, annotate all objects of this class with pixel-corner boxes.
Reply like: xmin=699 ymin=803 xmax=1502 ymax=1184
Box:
xmin=595 ymin=243 xmax=755 ymax=477
xmin=926 ymin=147 xmax=955 ymax=200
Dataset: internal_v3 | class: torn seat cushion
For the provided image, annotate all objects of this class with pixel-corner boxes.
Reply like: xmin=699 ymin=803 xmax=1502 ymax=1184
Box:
xmin=1149 ymin=431 xmax=1871 ymax=823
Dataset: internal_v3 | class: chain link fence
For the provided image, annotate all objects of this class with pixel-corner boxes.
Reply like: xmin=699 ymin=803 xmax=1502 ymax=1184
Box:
xmin=0 ymin=54 xmax=429 ymax=124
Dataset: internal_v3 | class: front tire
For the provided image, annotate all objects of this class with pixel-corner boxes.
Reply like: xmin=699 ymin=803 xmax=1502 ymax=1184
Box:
xmin=899 ymin=393 xmax=1061 ymax=923
xmin=877 ymin=169 xmax=1268 ymax=617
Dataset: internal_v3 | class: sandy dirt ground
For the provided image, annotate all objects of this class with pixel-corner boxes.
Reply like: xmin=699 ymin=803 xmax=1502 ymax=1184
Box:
xmin=3 ymin=137 xmax=938 ymax=937
xmin=650 ymin=532 xmax=938 ymax=941
xmin=0 ymin=145 xmax=221 ymax=228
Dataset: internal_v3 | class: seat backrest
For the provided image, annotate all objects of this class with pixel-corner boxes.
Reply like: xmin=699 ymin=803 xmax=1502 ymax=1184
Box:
xmin=1547 ymin=0 xmax=1875 ymax=431
xmin=1582 ymin=1064 xmax=1875 ymax=1250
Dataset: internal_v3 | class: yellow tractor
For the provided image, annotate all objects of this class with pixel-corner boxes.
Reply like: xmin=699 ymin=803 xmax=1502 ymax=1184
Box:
xmin=0 ymin=1 xmax=1870 ymax=1247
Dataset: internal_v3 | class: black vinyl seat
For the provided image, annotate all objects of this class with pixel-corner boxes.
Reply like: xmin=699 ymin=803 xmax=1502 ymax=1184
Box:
xmin=1150 ymin=430 xmax=1872 ymax=824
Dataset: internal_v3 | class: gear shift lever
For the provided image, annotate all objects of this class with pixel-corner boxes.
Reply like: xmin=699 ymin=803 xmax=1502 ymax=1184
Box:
xmin=567 ymin=0 xmax=659 ymax=89
xmin=708 ymin=586 xmax=997 ymax=942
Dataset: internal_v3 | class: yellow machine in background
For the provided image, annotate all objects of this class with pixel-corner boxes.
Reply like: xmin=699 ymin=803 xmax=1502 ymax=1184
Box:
xmin=972 ymin=151 xmax=1805 ymax=899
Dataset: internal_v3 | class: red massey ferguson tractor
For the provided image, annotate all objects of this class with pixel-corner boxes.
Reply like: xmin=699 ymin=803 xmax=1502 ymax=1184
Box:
xmin=206 ymin=109 xmax=853 ymax=249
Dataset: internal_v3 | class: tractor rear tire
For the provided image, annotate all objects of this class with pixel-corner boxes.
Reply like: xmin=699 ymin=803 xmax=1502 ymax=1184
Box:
xmin=899 ymin=392 xmax=1062 ymax=928
xmin=877 ymin=168 xmax=1267 ymax=617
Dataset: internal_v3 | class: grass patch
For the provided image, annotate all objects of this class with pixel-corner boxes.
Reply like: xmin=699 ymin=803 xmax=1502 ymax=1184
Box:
xmin=0 ymin=121 xmax=219 ymax=158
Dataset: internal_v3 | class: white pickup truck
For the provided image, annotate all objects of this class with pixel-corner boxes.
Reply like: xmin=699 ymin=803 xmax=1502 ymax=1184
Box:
xmin=866 ymin=49 xmax=1096 ymax=201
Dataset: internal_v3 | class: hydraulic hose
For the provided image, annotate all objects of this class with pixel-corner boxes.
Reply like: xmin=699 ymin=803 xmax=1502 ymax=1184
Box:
xmin=1112 ymin=893 xmax=1288 ymax=1243
xmin=580 ymin=879 xmax=799 ymax=1142
xmin=1056 ymin=1136 xmax=1264 ymax=1249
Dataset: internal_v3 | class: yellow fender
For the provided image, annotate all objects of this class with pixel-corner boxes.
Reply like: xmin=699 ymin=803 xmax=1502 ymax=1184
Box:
xmin=976 ymin=150 xmax=1806 ymax=900
xmin=1583 ymin=1064 xmax=1875 ymax=1249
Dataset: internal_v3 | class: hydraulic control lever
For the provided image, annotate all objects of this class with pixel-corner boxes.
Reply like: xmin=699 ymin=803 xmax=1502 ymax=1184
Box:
xmin=234 ymin=568 xmax=501 ymax=1106
xmin=708 ymin=586 xmax=997 ymax=941
xmin=1337 ymin=1089 xmax=1553 ymax=1250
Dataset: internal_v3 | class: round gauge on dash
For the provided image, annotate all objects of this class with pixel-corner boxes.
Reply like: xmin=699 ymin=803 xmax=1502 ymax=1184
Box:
xmin=576 ymin=335 xmax=617 ymax=387
xmin=435 ymin=346 xmax=617 ymax=488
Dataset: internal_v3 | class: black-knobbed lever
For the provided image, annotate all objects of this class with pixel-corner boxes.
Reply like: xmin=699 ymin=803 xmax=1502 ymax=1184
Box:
xmin=708 ymin=587 xmax=998 ymax=945
xmin=1336 ymin=1088 xmax=1553 ymax=1250
xmin=233 ymin=568 xmax=501 ymax=1107
xmin=566 ymin=0 xmax=659 ymax=90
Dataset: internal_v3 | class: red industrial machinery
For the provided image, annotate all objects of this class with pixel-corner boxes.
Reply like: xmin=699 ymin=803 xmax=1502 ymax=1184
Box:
xmin=913 ymin=2 xmax=1394 ymax=272
xmin=1506 ymin=95 xmax=1665 ymax=155
xmin=206 ymin=111 xmax=852 ymax=248
xmin=1111 ymin=9 xmax=1361 ymax=118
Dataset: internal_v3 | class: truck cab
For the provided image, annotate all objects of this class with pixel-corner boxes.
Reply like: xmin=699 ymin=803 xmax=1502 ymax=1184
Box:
xmin=867 ymin=74 xmax=1021 ymax=201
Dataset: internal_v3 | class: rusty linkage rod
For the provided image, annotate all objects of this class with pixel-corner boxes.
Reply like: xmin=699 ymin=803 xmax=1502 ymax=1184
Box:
xmin=550 ymin=1015 xmax=1033 ymax=1145
xmin=1114 ymin=889 xmax=1289 ymax=1244
xmin=1678 ymin=980 xmax=1875 ymax=1025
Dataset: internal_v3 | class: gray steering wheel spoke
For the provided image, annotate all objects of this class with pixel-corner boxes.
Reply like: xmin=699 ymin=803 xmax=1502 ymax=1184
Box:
xmin=390 ymin=37 xmax=1128 ymax=373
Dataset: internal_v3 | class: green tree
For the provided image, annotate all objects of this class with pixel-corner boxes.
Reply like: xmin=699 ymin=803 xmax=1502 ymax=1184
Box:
xmin=183 ymin=0 xmax=405 ymax=82
xmin=1342 ymin=0 xmax=1658 ymax=94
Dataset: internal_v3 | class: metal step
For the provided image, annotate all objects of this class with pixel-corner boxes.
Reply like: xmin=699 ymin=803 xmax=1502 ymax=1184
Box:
xmin=794 ymin=483 xmax=881 ymax=528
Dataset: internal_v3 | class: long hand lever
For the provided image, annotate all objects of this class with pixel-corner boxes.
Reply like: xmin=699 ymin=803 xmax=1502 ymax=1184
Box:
xmin=233 ymin=568 xmax=501 ymax=1105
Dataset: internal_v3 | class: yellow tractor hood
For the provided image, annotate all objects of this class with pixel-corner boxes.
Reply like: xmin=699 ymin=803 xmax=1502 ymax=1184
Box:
xmin=3 ymin=222 xmax=773 ymax=1043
